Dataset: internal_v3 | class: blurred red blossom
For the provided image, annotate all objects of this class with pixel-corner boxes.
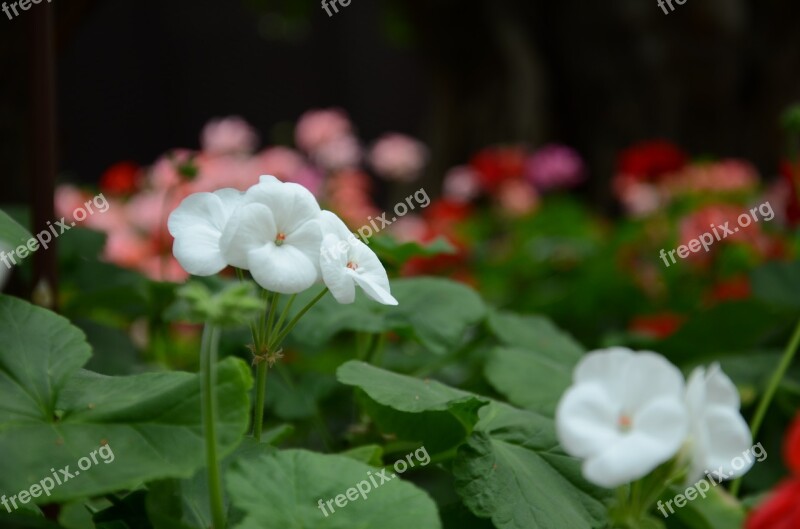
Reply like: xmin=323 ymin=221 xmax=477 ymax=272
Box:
xmin=470 ymin=145 xmax=526 ymax=193
xmin=747 ymin=414 xmax=800 ymax=529
xmin=100 ymin=161 xmax=142 ymax=196
xmin=628 ymin=312 xmax=685 ymax=339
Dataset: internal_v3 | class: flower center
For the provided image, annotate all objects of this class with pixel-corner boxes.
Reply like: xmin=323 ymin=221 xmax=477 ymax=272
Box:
xmin=275 ymin=233 xmax=286 ymax=246
xmin=346 ymin=261 xmax=359 ymax=271
xmin=618 ymin=414 xmax=633 ymax=432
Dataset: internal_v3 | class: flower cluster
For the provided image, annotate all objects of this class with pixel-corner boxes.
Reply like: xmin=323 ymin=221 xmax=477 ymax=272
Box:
xmin=168 ymin=175 xmax=397 ymax=305
xmin=556 ymin=347 xmax=752 ymax=488
xmin=55 ymin=111 xmax=431 ymax=282
xmin=612 ymin=140 xmax=761 ymax=218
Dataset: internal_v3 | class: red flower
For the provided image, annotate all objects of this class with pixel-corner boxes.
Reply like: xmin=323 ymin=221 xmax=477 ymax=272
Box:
xmin=785 ymin=414 xmax=800 ymax=475
xmin=746 ymin=480 xmax=800 ymax=529
xmin=780 ymin=161 xmax=800 ymax=226
xmin=469 ymin=146 xmax=526 ymax=193
xmin=708 ymin=276 xmax=751 ymax=303
xmin=628 ymin=313 xmax=685 ymax=340
xmin=616 ymin=140 xmax=687 ymax=181
xmin=100 ymin=161 xmax=142 ymax=196
xmin=747 ymin=414 xmax=800 ymax=529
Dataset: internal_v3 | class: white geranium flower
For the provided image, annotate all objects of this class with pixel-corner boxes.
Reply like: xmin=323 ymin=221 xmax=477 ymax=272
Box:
xmin=685 ymin=364 xmax=753 ymax=482
xmin=168 ymin=188 xmax=244 ymax=276
xmin=556 ymin=347 xmax=689 ymax=488
xmin=221 ymin=176 xmax=322 ymax=294
xmin=319 ymin=211 xmax=397 ymax=305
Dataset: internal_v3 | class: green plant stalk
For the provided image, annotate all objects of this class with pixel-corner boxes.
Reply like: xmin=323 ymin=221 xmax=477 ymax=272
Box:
xmin=200 ymin=323 xmax=226 ymax=529
xmin=731 ymin=316 xmax=800 ymax=497
xmin=270 ymin=288 xmax=329 ymax=348
xmin=252 ymin=361 xmax=268 ymax=442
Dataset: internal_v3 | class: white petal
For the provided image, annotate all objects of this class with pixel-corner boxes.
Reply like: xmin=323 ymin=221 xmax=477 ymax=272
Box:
xmin=284 ymin=219 xmax=323 ymax=275
xmin=704 ymin=364 xmax=740 ymax=408
xmin=556 ymin=383 xmax=623 ymax=459
xmin=320 ymin=210 xmax=357 ymax=241
xmin=350 ymin=271 xmax=398 ymax=305
xmin=320 ymin=234 xmax=357 ymax=303
xmin=574 ymin=348 xmax=685 ymax=412
xmin=697 ymin=407 xmax=753 ymax=479
xmin=349 ymin=241 xmax=397 ymax=305
xmin=168 ymin=189 xmax=243 ymax=276
xmin=219 ymin=203 xmax=277 ymax=269
xmin=244 ymin=179 xmax=320 ymax=233
xmin=247 ymin=244 xmax=319 ymax=294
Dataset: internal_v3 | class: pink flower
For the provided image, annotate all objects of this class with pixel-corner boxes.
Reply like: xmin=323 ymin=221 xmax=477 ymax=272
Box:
xmin=201 ymin=116 xmax=259 ymax=156
xmin=443 ymin=165 xmax=482 ymax=203
xmin=524 ymin=144 xmax=585 ymax=191
xmin=368 ymin=133 xmax=429 ymax=182
xmin=252 ymin=147 xmax=324 ymax=195
xmin=149 ymin=150 xmax=196 ymax=190
xmin=312 ymin=135 xmax=362 ymax=171
xmin=55 ymin=185 xmax=92 ymax=223
xmin=664 ymin=160 xmax=759 ymax=196
xmin=138 ymin=255 xmax=190 ymax=283
xmin=389 ymin=215 xmax=429 ymax=243
xmin=102 ymin=228 xmax=153 ymax=268
xmin=295 ymin=108 xmax=353 ymax=153
xmin=497 ymin=179 xmax=539 ymax=216
xmin=615 ymin=176 xmax=663 ymax=217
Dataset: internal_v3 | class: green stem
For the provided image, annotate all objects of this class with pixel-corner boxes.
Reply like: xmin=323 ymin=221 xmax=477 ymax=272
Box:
xmin=731 ymin=317 xmax=800 ymax=497
xmin=273 ymin=294 xmax=297 ymax=338
xmin=271 ymin=288 xmax=329 ymax=348
xmin=200 ymin=324 xmax=226 ymax=529
xmin=252 ymin=361 xmax=268 ymax=442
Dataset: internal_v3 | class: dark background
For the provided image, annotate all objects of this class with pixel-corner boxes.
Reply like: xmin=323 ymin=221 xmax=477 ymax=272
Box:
xmin=2 ymin=0 xmax=800 ymax=209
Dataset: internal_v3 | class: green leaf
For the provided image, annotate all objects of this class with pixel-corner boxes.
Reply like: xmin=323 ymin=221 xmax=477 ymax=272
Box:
xmin=0 ymin=208 xmax=33 ymax=250
xmin=485 ymin=312 xmax=584 ymax=416
xmin=294 ymin=278 xmax=486 ymax=354
xmin=453 ymin=402 xmax=611 ymax=529
xmin=338 ymin=361 xmax=488 ymax=452
xmin=752 ymin=261 xmax=800 ymax=310
xmin=146 ymin=438 xmax=278 ymax=529
xmin=340 ymin=445 xmax=384 ymax=466
xmin=487 ymin=311 xmax=584 ymax=361
xmin=660 ymin=483 xmax=745 ymax=529
xmin=485 ymin=346 xmax=575 ymax=416
xmin=371 ymin=236 xmax=455 ymax=266
xmin=0 ymin=295 xmax=253 ymax=503
xmin=226 ymin=450 xmax=442 ymax=529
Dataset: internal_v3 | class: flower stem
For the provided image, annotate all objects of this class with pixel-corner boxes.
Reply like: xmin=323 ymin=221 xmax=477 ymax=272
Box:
xmin=731 ymin=317 xmax=800 ymax=497
xmin=252 ymin=361 xmax=268 ymax=442
xmin=270 ymin=288 xmax=329 ymax=348
xmin=200 ymin=323 xmax=226 ymax=529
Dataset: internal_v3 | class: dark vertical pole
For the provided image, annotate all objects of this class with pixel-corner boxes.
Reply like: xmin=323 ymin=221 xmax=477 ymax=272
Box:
xmin=29 ymin=2 xmax=58 ymax=309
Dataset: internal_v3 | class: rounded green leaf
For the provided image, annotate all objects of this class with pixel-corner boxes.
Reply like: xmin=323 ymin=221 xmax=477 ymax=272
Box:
xmin=226 ymin=450 xmax=442 ymax=529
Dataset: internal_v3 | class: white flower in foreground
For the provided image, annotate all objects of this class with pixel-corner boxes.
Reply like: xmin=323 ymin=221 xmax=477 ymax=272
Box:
xmin=168 ymin=188 xmax=244 ymax=276
xmin=685 ymin=364 xmax=753 ymax=482
xmin=319 ymin=211 xmax=397 ymax=305
xmin=556 ymin=347 xmax=689 ymax=488
xmin=220 ymin=176 xmax=322 ymax=294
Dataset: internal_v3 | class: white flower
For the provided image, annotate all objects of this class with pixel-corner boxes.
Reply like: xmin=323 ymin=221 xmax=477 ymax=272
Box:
xmin=220 ymin=176 xmax=322 ymax=294
xmin=556 ymin=347 xmax=689 ymax=488
xmin=319 ymin=211 xmax=397 ymax=305
xmin=168 ymin=188 xmax=244 ymax=276
xmin=685 ymin=364 xmax=753 ymax=482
